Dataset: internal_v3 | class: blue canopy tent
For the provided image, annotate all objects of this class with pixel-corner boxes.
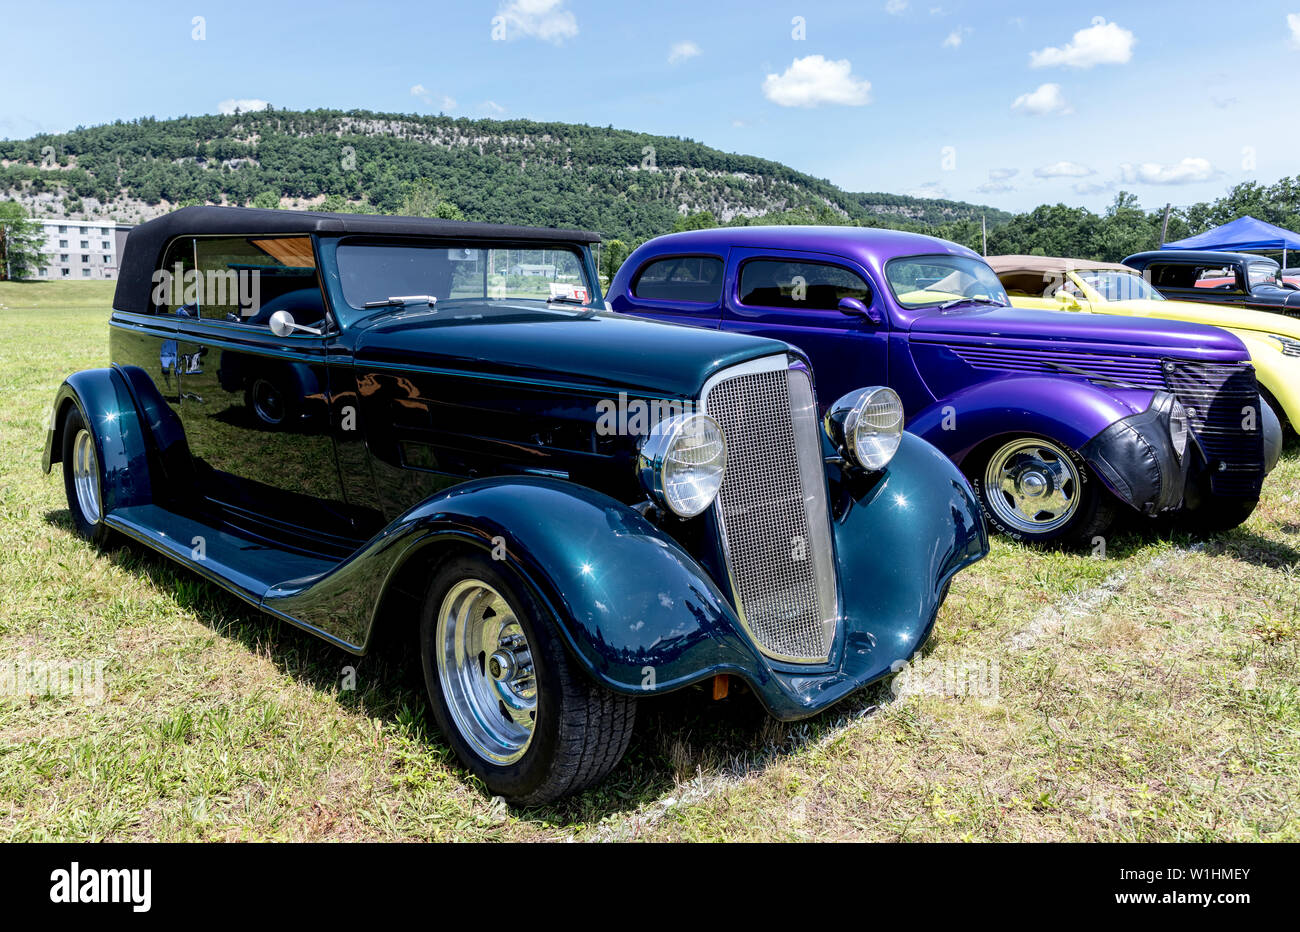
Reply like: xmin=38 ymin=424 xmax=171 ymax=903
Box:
xmin=1163 ymin=215 xmax=1300 ymax=268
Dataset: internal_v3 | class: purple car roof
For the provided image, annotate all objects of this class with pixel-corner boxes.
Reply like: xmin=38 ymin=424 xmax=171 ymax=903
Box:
xmin=622 ymin=226 xmax=1252 ymax=361
xmin=643 ymin=225 xmax=976 ymax=272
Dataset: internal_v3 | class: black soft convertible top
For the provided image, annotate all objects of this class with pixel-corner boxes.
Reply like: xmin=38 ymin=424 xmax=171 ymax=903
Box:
xmin=113 ymin=205 xmax=602 ymax=314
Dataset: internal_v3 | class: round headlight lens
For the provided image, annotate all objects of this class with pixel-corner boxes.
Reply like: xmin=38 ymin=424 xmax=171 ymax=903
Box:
xmin=1168 ymin=399 xmax=1189 ymax=460
xmin=638 ymin=413 xmax=727 ymax=517
xmin=848 ymin=387 xmax=905 ymax=471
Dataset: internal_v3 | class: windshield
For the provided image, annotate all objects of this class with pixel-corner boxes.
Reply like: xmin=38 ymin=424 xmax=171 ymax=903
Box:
xmin=334 ymin=241 xmax=594 ymax=320
xmin=1248 ymin=262 xmax=1279 ymax=288
xmin=1075 ymin=269 xmax=1164 ymax=302
xmin=885 ymin=255 xmax=1008 ymax=309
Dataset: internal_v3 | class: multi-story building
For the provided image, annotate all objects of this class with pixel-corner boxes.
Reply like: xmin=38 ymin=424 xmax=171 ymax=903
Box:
xmin=32 ymin=219 xmax=132 ymax=280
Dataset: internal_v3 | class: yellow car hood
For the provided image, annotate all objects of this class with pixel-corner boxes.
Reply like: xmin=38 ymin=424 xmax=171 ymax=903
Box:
xmin=1107 ymin=297 xmax=1300 ymax=340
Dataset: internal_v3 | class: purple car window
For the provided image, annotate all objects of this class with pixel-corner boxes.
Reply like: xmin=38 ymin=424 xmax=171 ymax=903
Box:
xmin=737 ymin=259 xmax=870 ymax=310
xmin=632 ymin=255 xmax=723 ymax=303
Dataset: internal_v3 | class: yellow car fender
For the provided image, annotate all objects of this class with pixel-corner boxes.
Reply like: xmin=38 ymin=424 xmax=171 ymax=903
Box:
xmin=1230 ymin=332 xmax=1300 ymax=430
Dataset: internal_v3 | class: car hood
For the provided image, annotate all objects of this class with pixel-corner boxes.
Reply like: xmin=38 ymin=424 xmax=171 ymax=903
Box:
xmin=1105 ymin=297 xmax=1300 ymax=341
xmin=908 ymin=303 xmax=1250 ymax=360
xmin=350 ymin=300 xmax=790 ymax=397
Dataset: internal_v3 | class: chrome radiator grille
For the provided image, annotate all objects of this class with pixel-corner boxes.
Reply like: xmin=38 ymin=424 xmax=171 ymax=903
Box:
xmin=702 ymin=357 xmax=839 ymax=662
xmin=1163 ymin=360 xmax=1265 ymax=497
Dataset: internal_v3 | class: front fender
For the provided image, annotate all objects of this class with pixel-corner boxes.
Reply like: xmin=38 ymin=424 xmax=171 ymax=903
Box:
xmin=42 ymin=368 xmax=154 ymax=514
xmin=906 ymin=375 xmax=1163 ymax=511
xmin=1237 ymin=333 xmax=1300 ymax=429
xmin=760 ymin=433 xmax=989 ymax=718
xmin=264 ymin=477 xmax=764 ymax=692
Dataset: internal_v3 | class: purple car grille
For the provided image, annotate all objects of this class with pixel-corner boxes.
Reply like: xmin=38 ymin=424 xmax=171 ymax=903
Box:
xmin=1162 ymin=360 xmax=1265 ymax=498
xmin=948 ymin=346 xmax=1166 ymax=386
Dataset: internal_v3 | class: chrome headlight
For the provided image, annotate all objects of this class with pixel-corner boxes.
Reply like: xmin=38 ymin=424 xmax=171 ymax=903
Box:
xmin=1168 ymin=398 xmax=1190 ymax=461
xmin=637 ymin=413 xmax=727 ymax=517
xmin=1267 ymin=333 xmax=1300 ymax=358
xmin=823 ymin=386 xmax=905 ymax=471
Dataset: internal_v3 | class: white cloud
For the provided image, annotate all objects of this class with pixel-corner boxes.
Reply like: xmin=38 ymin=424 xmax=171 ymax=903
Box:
xmin=1289 ymin=13 xmax=1300 ymax=47
xmin=481 ymin=100 xmax=506 ymax=114
xmin=885 ymin=0 xmax=909 ymax=14
xmin=668 ymin=40 xmax=701 ymax=65
xmin=975 ymin=181 xmax=1015 ymax=193
xmin=989 ymin=167 xmax=1018 ymax=181
xmin=1034 ymin=160 xmax=1093 ymax=178
xmin=908 ymin=182 xmax=949 ymax=199
xmin=411 ymin=84 xmax=455 ymax=111
xmin=942 ymin=27 xmax=969 ymax=48
xmin=1030 ymin=18 xmax=1135 ymax=68
xmin=1073 ymin=181 xmax=1111 ymax=195
xmin=217 ymin=98 xmax=268 ymax=115
xmin=1011 ymin=83 xmax=1072 ymax=116
xmin=1119 ymin=157 xmax=1216 ymax=185
xmin=762 ymin=55 xmax=872 ymax=107
xmin=496 ymin=0 xmax=578 ymax=43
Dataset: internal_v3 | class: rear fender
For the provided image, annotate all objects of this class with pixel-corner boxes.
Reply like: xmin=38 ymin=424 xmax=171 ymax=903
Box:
xmin=42 ymin=367 xmax=154 ymax=513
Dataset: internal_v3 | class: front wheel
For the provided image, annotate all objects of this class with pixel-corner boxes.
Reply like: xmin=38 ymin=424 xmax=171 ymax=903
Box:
xmin=419 ymin=554 xmax=636 ymax=806
xmin=971 ymin=436 xmax=1116 ymax=547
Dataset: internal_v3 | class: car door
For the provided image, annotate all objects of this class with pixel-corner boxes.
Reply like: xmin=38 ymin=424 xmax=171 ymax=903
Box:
xmin=720 ymin=248 xmax=887 ymax=407
xmin=171 ymin=234 xmax=360 ymax=551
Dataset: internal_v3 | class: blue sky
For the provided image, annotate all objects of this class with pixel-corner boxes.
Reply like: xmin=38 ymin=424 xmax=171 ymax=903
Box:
xmin=3 ymin=0 xmax=1298 ymax=213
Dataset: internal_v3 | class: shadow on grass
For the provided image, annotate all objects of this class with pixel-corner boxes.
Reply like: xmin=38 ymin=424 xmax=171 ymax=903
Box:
xmin=42 ymin=506 xmax=863 ymax=828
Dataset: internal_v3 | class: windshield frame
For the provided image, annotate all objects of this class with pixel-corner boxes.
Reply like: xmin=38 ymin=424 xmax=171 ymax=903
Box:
xmin=317 ymin=234 xmax=602 ymax=328
xmin=882 ymin=253 xmax=1010 ymax=310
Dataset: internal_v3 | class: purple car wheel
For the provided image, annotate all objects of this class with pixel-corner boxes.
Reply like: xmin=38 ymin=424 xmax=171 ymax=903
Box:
xmin=973 ymin=437 xmax=1114 ymax=546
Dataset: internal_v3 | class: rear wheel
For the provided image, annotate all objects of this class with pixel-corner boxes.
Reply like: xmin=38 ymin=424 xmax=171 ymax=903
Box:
xmin=60 ymin=407 xmax=113 ymax=547
xmin=971 ymin=436 xmax=1115 ymax=547
xmin=419 ymin=553 xmax=636 ymax=806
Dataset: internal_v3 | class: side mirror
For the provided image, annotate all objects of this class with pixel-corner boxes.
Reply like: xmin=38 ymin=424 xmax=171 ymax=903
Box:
xmin=1055 ymin=291 xmax=1081 ymax=310
xmin=268 ymin=309 xmax=322 ymax=337
xmin=838 ymin=296 xmax=883 ymax=324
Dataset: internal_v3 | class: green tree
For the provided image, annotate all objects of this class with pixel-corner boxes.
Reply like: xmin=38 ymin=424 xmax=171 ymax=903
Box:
xmin=251 ymin=191 xmax=281 ymax=209
xmin=0 ymin=202 xmax=44 ymax=281
xmin=397 ymin=179 xmax=464 ymax=220
xmin=672 ymin=210 xmax=717 ymax=232
xmin=600 ymin=238 xmax=627 ymax=285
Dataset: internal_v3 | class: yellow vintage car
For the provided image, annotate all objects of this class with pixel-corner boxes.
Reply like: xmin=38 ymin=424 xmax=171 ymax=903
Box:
xmin=988 ymin=255 xmax=1300 ymax=433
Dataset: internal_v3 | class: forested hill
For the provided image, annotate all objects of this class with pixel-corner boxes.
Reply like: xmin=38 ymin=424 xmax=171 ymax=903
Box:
xmin=0 ymin=108 xmax=1006 ymax=241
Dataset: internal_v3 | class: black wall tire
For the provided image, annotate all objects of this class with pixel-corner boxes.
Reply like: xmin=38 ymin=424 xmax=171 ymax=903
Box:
xmin=60 ymin=407 xmax=113 ymax=548
xmin=970 ymin=436 xmax=1116 ymax=548
xmin=1180 ymin=491 xmax=1258 ymax=533
xmin=419 ymin=553 xmax=636 ymax=806
xmin=245 ymin=376 xmax=293 ymax=427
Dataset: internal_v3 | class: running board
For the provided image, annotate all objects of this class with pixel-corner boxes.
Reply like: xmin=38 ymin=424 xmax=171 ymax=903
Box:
xmin=106 ymin=505 xmax=357 ymax=648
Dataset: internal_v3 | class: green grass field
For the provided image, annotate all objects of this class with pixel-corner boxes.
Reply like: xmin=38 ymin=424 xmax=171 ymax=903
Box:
xmin=1 ymin=281 xmax=1297 ymax=841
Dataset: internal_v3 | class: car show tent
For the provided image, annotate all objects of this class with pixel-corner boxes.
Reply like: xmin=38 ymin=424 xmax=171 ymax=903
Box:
xmin=1163 ymin=215 xmax=1300 ymax=266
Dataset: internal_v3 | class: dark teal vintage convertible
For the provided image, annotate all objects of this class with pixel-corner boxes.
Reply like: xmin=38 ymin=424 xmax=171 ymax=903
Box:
xmin=44 ymin=207 xmax=987 ymax=803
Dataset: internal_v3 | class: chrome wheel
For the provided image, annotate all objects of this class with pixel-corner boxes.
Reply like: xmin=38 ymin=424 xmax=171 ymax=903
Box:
xmin=435 ymin=579 xmax=538 ymax=764
xmin=71 ymin=428 xmax=102 ymax=525
xmin=983 ymin=438 xmax=1081 ymax=535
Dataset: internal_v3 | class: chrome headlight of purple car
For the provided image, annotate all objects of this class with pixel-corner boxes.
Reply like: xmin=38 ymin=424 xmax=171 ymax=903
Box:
xmin=823 ymin=386 xmax=904 ymax=471
xmin=1168 ymin=398 xmax=1190 ymax=461
xmin=637 ymin=413 xmax=728 ymax=517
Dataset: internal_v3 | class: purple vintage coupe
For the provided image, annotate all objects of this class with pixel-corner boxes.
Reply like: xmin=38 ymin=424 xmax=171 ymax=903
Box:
xmin=607 ymin=227 xmax=1281 ymax=545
